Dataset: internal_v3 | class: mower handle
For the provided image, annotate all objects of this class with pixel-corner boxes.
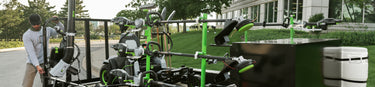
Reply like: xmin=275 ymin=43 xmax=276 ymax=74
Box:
xmin=146 ymin=12 xmax=164 ymax=26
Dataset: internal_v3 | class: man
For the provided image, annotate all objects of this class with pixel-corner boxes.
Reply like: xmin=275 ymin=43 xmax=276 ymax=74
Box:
xmin=22 ymin=14 xmax=64 ymax=87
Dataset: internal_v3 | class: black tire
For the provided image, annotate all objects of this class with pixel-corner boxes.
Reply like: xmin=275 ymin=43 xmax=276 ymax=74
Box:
xmin=100 ymin=64 xmax=115 ymax=85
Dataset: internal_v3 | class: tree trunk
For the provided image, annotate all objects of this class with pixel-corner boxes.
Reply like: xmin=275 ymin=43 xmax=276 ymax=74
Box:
xmin=177 ymin=23 xmax=180 ymax=32
xmin=344 ymin=2 xmax=354 ymax=22
xmin=183 ymin=18 xmax=187 ymax=33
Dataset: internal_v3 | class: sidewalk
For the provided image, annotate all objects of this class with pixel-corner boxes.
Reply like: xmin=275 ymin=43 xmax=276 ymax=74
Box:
xmin=0 ymin=40 xmax=118 ymax=76
xmin=0 ymin=40 xmax=118 ymax=52
xmin=0 ymin=47 xmax=25 ymax=52
xmin=1 ymin=40 xmax=120 ymax=78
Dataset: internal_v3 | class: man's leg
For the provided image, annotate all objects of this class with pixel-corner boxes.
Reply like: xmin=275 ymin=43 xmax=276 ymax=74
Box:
xmin=22 ymin=63 xmax=37 ymax=87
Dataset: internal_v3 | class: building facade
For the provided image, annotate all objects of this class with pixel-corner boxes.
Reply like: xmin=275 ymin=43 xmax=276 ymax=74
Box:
xmin=217 ymin=0 xmax=375 ymax=30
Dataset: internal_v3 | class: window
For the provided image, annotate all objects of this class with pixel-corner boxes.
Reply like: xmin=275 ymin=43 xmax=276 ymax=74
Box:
xmin=284 ymin=0 xmax=303 ymax=21
xmin=223 ymin=13 xmax=227 ymax=19
xmin=342 ymin=0 xmax=362 ymax=22
xmin=251 ymin=5 xmax=260 ymax=22
xmin=234 ymin=10 xmax=240 ymax=18
xmin=329 ymin=0 xmax=342 ymax=19
xmin=228 ymin=11 xmax=232 ymax=19
xmin=365 ymin=1 xmax=375 ymax=23
xmin=232 ymin=11 xmax=235 ymax=18
xmin=241 ymin=7 xmax=249 ymax=18
xmin=218 ymin=14 xmax=222 ymax=25
xmin=338 ymin=0 xmax=375 ymax=23
xmin=222 ymin=13 xmax=227 ymax=25
xmin=265 ymin=1 xmax=278 ymax=23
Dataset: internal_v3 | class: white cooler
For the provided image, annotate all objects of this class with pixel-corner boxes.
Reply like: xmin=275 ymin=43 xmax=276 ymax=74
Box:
xmin=323 ymin=47 xmax=368 ymax=87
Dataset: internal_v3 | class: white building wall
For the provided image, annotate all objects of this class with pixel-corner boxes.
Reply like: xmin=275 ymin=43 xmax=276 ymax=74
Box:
xmin=222 ymin=0 xmax=278 ymax=17
xmin=248 ymin=7 xmax=252 ymax=19
xmin=277 ymin=0 xmax=285 ymax=23
xmin=260 ymin=4 xmax=266 ymax=22
xmin=302 ymin=0 xmax=329 ymax=21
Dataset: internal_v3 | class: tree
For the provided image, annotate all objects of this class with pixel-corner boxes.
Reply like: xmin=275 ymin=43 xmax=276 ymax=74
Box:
xmin=58 ymin=0 xmax=89 ymax=38
xmin=343 ymin=0 xmax=375 ymax=22
xmin=365 ymin=0 xmax=375 ymax=23
xmin=125 ymin=0 xmax=232 ymax=33
xmin=1 ymin=0 xmax=23 ymax=40
xmin=116 ymin=9 xmax=147 ymax=20
xmin=18 ymin=0 xmax=57 ymax=32
xmin=125 ymin=0 xmax=152 ymax=8
xmin=109 ymin=24 xmax=120 ymax=36
xmin=0 ymin=0 xmax=59 ymax=41
xmin=58 ymin=0 xmax=89 ymax=18
xmin=22 ymin=0 xmax=57 ymax=22
xmin=19 ymin=0 xmax=58 ymax=40
xmin=0 ymin=0 xmax=24 ymax=41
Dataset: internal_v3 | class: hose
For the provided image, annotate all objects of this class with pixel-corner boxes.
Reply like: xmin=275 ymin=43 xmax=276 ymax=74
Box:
xmin=145 ymin=41 xmax=162 ymax=56
xmin=146 ymin=12 xmax=163 ymax=26
xmin=139 ymin=70 xmax=159 ymax=87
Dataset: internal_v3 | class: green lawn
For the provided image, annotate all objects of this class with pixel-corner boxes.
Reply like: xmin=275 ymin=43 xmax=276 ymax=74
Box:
xmin=167 ymin=29 xmax=374 ymax=86
xmin=364 ymin=45 xmax=375 ymax=86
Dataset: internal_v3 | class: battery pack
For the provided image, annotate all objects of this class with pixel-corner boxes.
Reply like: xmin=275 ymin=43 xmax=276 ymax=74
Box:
xmin=50 ymin=60 xmax=70 ymax=77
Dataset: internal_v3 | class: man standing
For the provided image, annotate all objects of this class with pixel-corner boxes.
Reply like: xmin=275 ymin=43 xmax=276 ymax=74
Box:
xmin=22 ymin=14 xmax=64 ymax=87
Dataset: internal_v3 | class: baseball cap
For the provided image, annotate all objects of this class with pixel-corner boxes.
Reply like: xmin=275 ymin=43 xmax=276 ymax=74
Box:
xmin=29 ymin=14 xmax=41 ymax=25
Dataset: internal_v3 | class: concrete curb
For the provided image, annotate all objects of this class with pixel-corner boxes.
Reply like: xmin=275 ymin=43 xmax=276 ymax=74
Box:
xmin=0 ymin=47 xmax=25 ymax=52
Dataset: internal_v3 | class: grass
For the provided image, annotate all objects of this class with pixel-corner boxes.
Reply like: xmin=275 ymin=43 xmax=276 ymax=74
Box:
xmin=363 ymin=45 xmax=375 ymax=86
xmin=168 ymin=29 xmax=375 ymax=68
xmin=167 ymin=29 xmax=374 ymax=86
xmin=168 ymin=29 xmax=316 ymax=70
xmin=168 ymin=30 xmax=227 ymax=70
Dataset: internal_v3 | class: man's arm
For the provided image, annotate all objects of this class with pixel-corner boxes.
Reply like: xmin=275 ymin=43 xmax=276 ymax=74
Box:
xmin=23 ymin=33 xmax=39 ymax=67
xmin=48 ymin=22 xmax=65 ymax=36
xmin=49 ymin=16 xmax=64 ymax=36
xmin=56 ymin=22 xmax=64 ymax=30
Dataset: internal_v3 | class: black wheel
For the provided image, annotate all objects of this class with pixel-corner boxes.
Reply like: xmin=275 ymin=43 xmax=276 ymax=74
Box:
xmin=100 ymin=64 xmax=115 ymax=85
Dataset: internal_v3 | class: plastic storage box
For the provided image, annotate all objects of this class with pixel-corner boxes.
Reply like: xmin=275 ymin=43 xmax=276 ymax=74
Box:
xmin=323 ymin=47 xmax=368 ymax=87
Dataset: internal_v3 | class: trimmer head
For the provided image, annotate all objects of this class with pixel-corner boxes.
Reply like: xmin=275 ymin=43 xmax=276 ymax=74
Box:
xmin=236 ymin=19 xmax=254 ymax=32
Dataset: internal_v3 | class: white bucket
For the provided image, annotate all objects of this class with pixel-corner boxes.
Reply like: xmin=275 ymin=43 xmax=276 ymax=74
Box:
xmin=323 ymin=47 xmax=368 ymax=87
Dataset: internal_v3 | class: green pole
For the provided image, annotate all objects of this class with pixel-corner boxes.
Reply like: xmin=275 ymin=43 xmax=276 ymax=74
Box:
xmin=290 ymin=15 xmax=295 ymax=44
xmin=142 ymin=9 xmax=151 ymax=82
xmin=244 ymin=31 xmax=248 ymax=42
xmin=145 ymin=26 xmax=152 ymax=80
xmin=239 ymin=64 xmax=254 ymax=73
xmin=200 ymin=13 xmax=208 ymax=87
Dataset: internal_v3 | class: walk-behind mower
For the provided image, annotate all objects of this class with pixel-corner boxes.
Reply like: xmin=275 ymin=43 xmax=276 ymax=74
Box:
xmin=99 ymin=16 xmax=172 ymax=86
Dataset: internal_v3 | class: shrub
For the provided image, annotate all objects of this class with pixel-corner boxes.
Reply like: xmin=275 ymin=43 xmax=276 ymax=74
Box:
xmin=318 ymin=31 xmax=375 ymax=46
xmin=90 ymin=35 xmax=102 ymax=39
xmin=0 ymin=41 xmax=23 ymax=49
xmin=308 ymin=13 xmax=324 ymax=22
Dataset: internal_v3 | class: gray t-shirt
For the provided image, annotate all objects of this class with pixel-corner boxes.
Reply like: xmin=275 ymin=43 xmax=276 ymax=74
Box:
xmin=23 ymin=22 xmax=64 ymax=67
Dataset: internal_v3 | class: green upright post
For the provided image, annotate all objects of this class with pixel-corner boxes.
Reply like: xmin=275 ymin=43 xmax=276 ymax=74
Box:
xmin=200 ymin=13 xmax=208 ymax=87
xmin=290 ymin=15 xmax=295 ymax=44
xmin=145 ymin=26 xmax=152 ymax=80
xmin=244 ymin=31 xmax=248 ymax=42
